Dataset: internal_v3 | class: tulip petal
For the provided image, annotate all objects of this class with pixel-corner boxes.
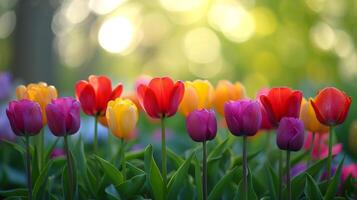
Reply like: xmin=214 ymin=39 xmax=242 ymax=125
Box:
xmin=186 ymin=110 xmax=208 ymax=142
xmin=46 ymin=104 xmax=66 ymax=136
xmin=75 ymin=80 xmax=88 ymax=99
xmin=286 ymin=91 xmax=303 ymax=118
xmin=6 ymin=103 xmax=22 ymax=135
xmin=79 ymin=84 xmax=97 ymax=115
xmin=260 ymin=95 xmax=278 ymax=126
xmin=111 ymin=83 xmax=123 ymax=100
xmin=337 ymin=96 xmax=352 ymax=124
xmin=240 ymin=101 xmax=262 ymax=136
xmin=310 ymin=99 xmax=326 ymax=126
xmin=66 ymin=100 xmax=81 ymax=135
xmin=207 ymin=110 xmax=217 ymax=140
xmin=148 ymin=77 xmax=174 ymax=113
xmin=143 ymin=88 xmax=161 ymax=118
xmin=89 ymin=75 xmax=112 ymax=113
xmin=167 ymin=81 xmax=184 ymax=117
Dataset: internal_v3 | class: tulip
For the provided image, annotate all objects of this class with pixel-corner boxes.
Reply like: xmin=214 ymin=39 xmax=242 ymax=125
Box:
xmin=16 ymin=82 xmax=58 ymax=125
xmin=260 ymin=87 xmax=303 ymax=126
xmin=213 ymin=80 xmax=246 ymax=116
xmin=310 ymin=87 xmax=352 ymax=180
xmin=179 ymin=80 xmax=214 ymax=116
xmin=6 ymin=99 xmax=43 ymax=200
xmin=75 ymin=75 xmax=123 ymax=153
xmin=276 ymin=117 xmax=305 ymax=200
xmin=185 ymin=109 xmax=217 ymax=200
xmin=137 ymin=76 xmax=184 ymax=196
xmin=256 ymin=89 xmax=273 ymax=130
xmin=46 ymin=97 xmax=80 ymax=200
xmin=224 ymin=99 xmax=261 ymax=200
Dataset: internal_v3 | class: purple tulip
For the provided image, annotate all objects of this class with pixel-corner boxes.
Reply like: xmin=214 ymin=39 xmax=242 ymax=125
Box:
xmin=277 ymin=117 xmax=305 ymax=151
xmin=46 ymin=97 xmax=81 ymax=136
xmin=224 ymin=100 xmax=262 ymax=136
xmin=186 ymin=109 xmax=217 ymax=142
xmin=0 ymin=72 xmax=12 ymax=100
xmin=6 ymin=99 xmax=43 ymax=136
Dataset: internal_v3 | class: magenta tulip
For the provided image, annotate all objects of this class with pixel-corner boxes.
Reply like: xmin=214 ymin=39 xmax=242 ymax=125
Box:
xmin=6 ymin=99 xmax=43 ymax=136
xmin=277 ymin=117 xmax=305 ymax=151
xmin=186 ymin=109 xmax=217 ymax=142
xmin=46 ymin=97 xmax=81 ymax=137
xmin=224 ymin=99 xmax=262 ymax=136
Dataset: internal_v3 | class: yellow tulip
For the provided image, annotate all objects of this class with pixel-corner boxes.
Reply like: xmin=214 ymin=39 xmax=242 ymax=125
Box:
xmin=213 ymin=80 xmax=246 ymax=116
xmin=300 ymin=98 xmax=329 ymax=133
xmin=106 ymin=98 xmax=139 ymax=140
xmin=179 ymin=80 xmax=214 ymax=116
xmin=16 ymin=82 xmax=58 ymax=124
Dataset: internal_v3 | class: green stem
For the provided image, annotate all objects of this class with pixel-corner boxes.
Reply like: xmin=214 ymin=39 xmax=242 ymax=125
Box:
xmin=327 ymin=126 xmax=334 ymax=180
xmin=286 ymin=151 xmax=291 ymax=200
xmin=38 ymin=129 xmax=44 ymax=170
xmin=202 ymin=141 xmax=207 ymax=200
xmin=94 ymin=116 xmax=98 ymax=154
xmin=64 ymin=135 xmax=74 ymax=200
xmin=278 ymin=150 xmax=283 ymax=200
xmin=25 ymin=135 xmax=33 ymax=200
xmin=108 ymin=129 xmax=112 ymax=158
xmin=161 ymin=116 xmax=167 ymax=200
xmin=307 ymin=132 xmax=315 ymax=167
xmin=121 ymin=138 xmax=126 ymax=180
xmin=243 ymin=136 xmax=248 ymax=200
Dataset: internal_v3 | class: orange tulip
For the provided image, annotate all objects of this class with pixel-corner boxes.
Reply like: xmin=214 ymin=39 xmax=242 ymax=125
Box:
xmin=213 ymin=80 xmax=246 ymax=116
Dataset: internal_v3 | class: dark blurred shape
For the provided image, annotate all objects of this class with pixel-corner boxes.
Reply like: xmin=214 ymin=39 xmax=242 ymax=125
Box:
xmin=0 ymin=72 xmax=11 ymax=100
xmin=12 ymin=0 xmax=56 ymax=84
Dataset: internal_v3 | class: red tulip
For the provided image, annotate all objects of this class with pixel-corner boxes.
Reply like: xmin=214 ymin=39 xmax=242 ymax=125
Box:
xmin=75 ymin=75 xmax=123 ymax=116
xmin=256 ymin=88 xmax=273 ymax=130
xmin=310 ymin=87 xmax=352 ymax=126
xmin=260 ymin=87 xmax=303 ymax=127
xmin=137 ymin=77 xmax=184 ymax=119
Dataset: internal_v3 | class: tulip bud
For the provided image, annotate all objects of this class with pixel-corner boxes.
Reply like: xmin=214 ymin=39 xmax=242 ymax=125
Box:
xmin=46 ymin=97 xmax=81 ymax=137
xmin=213 ymin=80 xmax=246 ymax=116
xmin=186 ymin=109 xmax=217 ymax=142
xmin=276 ymin=117 xmax=305 ymax=151
xmin=179 ymin=80 xmax=214 ymax=116
xmin=16 ymin=82 xmax=58 ymax=125
xmin=310 ymin=87 xmax=352 ymax=126
xmin=224 ymin=100 xmax=262 ymax=136
xmin=106 ymin=98 xmax=139 ymax=140
xmin=6 ymin=99 xmax=43 ymax=136
xmin=300 ymin=98 xmax=329 ymax=133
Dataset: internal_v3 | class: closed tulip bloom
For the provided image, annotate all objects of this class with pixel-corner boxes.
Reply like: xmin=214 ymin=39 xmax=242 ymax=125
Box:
xmin=300 ymin=98 xmax=329 ymax=133
xmin=224 ymin=100 xmax=262 ymax=136
xmin=213 ymin=80 xmax=246 ymax=116
xmin=179 ymin=80 xmax=214 ymax=116
xmin=6 ymin=99 xmax=43 ymax=136
xmin=256 ymin=89 xmax=273 ymax=130
xmin=106 ymin=98 xmax=139 ymax=140
xmin=277 ymin=117 xmax=305 ymax=151
xmin=310 ymin=87 xmax=352 ymax=126
xmin=137 ymin=77 xmax=184 ymax=119
xmin=260 ymin=87 xmax=303 ymax=127
xmin=46 ymin=97 xmax=81 ymax=136
xmin=75 ymin=75 xmax=123 ymax=116
xmin=186 ymin=109 xmax=217 ymax=142
xmin=16 ymin=82 xmax=57 ymax=124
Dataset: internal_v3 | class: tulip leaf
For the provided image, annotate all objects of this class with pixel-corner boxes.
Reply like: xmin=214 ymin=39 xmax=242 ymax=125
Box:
xmin=144 ymin=145 xmax=164 ymax=200
xmin=32 ymin=146 xmax=40 ymax=185
xmin=208 ymin=166 xmax=241 ymax=200
xmin=264 ymin=163 xmax=278 ymax=200
xmin=0 ymin=188 xmax=28 ymax=198
xmin=234 ymin=167 xmax=258 ymax=200
xmin=167 ymin=147 xmax=184 ymax=169
xmin=167 ymin=153 xmax=193 ymax=199
xmin=194 ymin=153 xmax=203 ymax=200
xmin=1 ymin=139 xmax=26 ymax=155
xmin=94 ymin=155 xmax=124 ymax=186
xmin=115 ymin=173 xmax=146 ymax=198
xmin=324 ymin=156 xmax=345 ymax=200
xmin=44 ymin=138 xmax=60 ymax=161
xmin=61 ymin=150 xmax=78 ymax=200
xmin=230 ymin=150 xmax=261 ymax=169
xmin=105 ymin=184 xmax=121 ymax=200
xmin=290 ymin=151 xmax=309 ymax=168
xmin=208 ymin=138 xmax=229 ymax=162
xmin=125 ymin=149 xmax=145 ymax=160
xmin=282 ymin=156 xmax=328 ymax=200
xmin=304 ymin=173 xmax=323 ymax=200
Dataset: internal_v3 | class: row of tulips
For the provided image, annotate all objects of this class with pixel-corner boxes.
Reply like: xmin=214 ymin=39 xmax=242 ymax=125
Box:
xmin=4 ymin=75 xmax=353 ymax=200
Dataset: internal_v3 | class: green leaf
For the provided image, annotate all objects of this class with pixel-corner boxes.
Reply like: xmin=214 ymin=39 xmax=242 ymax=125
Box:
xmin=208 ymin=166 xmax=241 ymax=200
xmin=0 ymin=188 xmax=28 ymax=198
xmin=125 ymin=149 xmax=145 ymax=160
xmin=208 ymin=138 xmax=229 ymax=162
xmin=32 ymin=158 xmax=59 ymax=199
xmin=230 ymin=150 xmax=261 ymax=169
xmin=167 ymin=153 xmax=193 ymax=199
xmin=264 ymin=163 xmax=278 ymax=200
xmin=324 ymin=157 xmax=345 ymax=200
xmin=94 ymin=155 xmax=124 ymax=186
xmin=194 ymin=153 xmax=203 ymax=200
xmin=144 ymin=145 xmax=164 ymax=200
xmin=105 ymin=184 xmax=121 ymax=200
xmin=1 ymin=140 xmax=26 ymax=154
xmin=235 ymin=168 xmax=258 ymax=200
xmin=44 ymin=138 xmax=59 ymax=161
xmin=304 ymin=173 xmax=323 ymax=200
xmin=167 ymin=148 xmax=184 ymax=169
xmin=283 ymin=156 xmax=328 ymax=200
xmin=115 ymin=174 xmax=146 ymax=198
xmin=289 ymin=151 xmax=309 ymax=170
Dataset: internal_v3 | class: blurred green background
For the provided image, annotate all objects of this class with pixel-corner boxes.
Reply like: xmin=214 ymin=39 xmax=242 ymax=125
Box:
xmin=0 ymin=0 xmax=356 ymax=158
